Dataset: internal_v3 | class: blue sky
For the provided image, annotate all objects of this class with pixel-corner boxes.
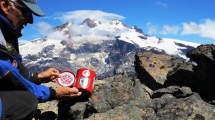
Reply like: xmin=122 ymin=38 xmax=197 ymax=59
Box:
xmin=20 ymin=0 xmax=215 ymax=44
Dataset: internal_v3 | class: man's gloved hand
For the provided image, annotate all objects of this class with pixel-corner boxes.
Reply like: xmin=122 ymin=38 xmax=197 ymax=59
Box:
xmin=54 ymin=86 xmax=82 ymax=100
xmin=38 ymin=68 xmax=60 ymax=83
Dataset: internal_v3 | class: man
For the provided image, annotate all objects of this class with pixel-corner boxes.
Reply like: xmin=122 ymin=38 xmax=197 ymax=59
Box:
xmin=0 ymin=0 xmax=82 ymax=119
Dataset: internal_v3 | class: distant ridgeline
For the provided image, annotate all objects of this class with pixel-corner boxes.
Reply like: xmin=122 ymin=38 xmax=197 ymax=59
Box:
xmin=20 ymin=19 xmax=199 ymax=79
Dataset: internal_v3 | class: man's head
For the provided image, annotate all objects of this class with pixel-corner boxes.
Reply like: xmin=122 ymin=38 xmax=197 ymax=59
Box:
xmin=0 ymin=0 xmax=44 ymax=35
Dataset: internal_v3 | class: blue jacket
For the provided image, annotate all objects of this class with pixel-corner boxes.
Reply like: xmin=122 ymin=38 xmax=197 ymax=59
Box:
xmin=0 ymin=59 xmax=56 ymax=101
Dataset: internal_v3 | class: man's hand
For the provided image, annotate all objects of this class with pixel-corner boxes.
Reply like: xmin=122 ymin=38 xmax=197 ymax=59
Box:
xmin=38 ymin=68 xmax=60 ymax=83
xmin=55 ymin=87 xmax=82 ymax=100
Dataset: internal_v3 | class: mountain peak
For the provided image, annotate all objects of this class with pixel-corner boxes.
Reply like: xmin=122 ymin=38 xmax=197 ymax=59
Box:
xmin=54 ymin=22 xmax=73 ymax=31
xmin=81 ymin=18 xmax=100 ymax=28
xmin=131 ymin=25 xmax=144 ymax=34
xmin=110 ymin=19 xmax=121 ymax=24
xmin=53 ymin=22 xmax=73 ymax=35
xmin=109 ymin=19 xmax=128 ymax=28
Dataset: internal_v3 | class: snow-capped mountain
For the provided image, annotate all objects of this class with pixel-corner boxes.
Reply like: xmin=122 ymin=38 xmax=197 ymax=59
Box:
xmin=19 ymin=19 xmax=200 ymax=79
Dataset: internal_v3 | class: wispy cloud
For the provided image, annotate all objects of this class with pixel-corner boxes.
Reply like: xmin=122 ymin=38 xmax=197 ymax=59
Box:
xmin=47 ymin=31 xmax=68 ymax=40
xmin=42 ymin=10 xmax=125 ymax=41
xmin=18 ymin=39 xmax=30 ymax=45
xmin=36 ymin=22 xmax=53 ymax=36
xmin=147 ymin=22 xmax=158 ymax=34
xmin=155 ymin=1 xmax=168 ymax=8
xmin=146 ymin=19 xmax=215 ymax=41
xmin=56 ymin=10 xmax=125 ymax=24
xmin=31 ymin=10 xmax=126 ymax=42
xmin=35 ymin=21 xmax=68 ymax=40
xmin=147 ymin=23 xmax=179 ymax=35
xmin=69 ymin=23 xmax=118 ymax=42
xmin=181 ymin=19 xmax=215 ymax=40
xmin=181 ymin=22 xmax=200 ymax=34
xmin=161 ymin=25 xmax=180 ymax=35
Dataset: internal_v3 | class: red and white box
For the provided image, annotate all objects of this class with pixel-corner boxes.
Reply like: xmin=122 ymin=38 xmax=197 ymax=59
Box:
xmin=75 ymin=68 xmax=96 ymax=94
xmin=56 ymin=71 xmax=76 ymax=87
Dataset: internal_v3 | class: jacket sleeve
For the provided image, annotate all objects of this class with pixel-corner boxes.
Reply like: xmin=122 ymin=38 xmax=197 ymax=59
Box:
xmin=0 ymin=60 xmax=56 ymax=102
xmin=18 ymin=64 xmax=40 ymax=85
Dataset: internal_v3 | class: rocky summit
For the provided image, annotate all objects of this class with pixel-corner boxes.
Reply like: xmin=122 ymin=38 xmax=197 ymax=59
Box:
xmin=35 ymin=44 xmax=215 ymax=120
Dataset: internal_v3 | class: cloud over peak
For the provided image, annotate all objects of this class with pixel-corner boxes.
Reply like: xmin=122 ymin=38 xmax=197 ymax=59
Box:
xmin=34 ymin=10 xmax=125 ymax=40
xmin=57 ymin=10 xmax=125 ymax=24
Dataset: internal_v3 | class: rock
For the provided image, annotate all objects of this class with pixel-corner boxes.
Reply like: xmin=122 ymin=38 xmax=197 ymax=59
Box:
xmin=187 ymin=44 xmax=215 ymax=62
xmin=152 ymin=86 xmax=193 ymax=99
xmin=134 ymin=52 xmax=190 ymax=90
xmin=186 ymin=44 xmax=215 ymax=101
xmin=88 ymin=75 xmax=151 ymax=113
xmin=131 ymin=93 xmax=214 ymax=120
xmin=86 ymin=104 xmax=145 ymax=120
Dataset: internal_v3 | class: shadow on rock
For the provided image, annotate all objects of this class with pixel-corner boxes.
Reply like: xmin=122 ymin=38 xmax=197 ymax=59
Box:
xmin=34 ymin=111 xmax=57 ymax=120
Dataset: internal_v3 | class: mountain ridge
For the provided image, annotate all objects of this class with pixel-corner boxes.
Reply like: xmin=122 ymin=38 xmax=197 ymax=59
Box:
xmin=20 ymin=18 xmax=200 ymax=79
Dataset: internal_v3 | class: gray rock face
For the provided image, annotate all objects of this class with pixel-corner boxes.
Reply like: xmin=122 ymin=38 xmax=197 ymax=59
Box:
xmin=134 ymin=52 xmax=189 ymax=90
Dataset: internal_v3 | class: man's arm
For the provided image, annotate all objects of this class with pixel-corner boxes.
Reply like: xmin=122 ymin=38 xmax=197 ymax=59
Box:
xmin=18 ymin=64 xmax=41 ymax=84
xmin=0 ymin=60 xmax=82 ymax=102
xmin=0 ymin=60 xmax=55 ymax=102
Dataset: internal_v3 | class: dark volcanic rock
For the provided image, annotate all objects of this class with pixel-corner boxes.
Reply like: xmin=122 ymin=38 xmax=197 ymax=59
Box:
xmin=88 ymin=75 xmax=147 ymax=113
xmin=186 ymin=44 xmax=215 ymax=101
xmin=134 ymin=52 xmax=191 ymax=90
xmin=86 ymin=78 xmax=215 ymax=120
